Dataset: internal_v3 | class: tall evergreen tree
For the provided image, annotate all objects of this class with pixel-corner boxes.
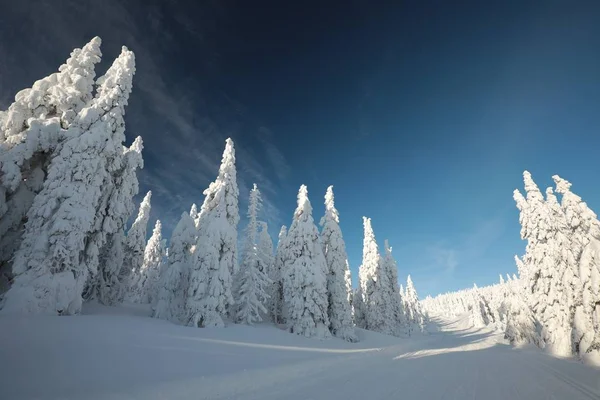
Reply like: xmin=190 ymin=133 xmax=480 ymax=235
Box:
xmin=124 ymin=191 xmax=152 ymax=300
xmin=94 ymin=136 xmax=144 ymax=305
xmin=515 ymin=172 xmax=573 ymax=356
xmin=186 ymin=138 xmax=239 ymax=328
xmin=234 ymin=184 xmax=271 ymax=324
xmin=129 ymin=220 xmax=164 ymax=304
xmin=282 ymin=185 xmax=330 ymax=338
xmin=358 ymin=217 xmax=396 ymax=335
xmin=154 ymin=212 xmax=196 ymax=323
xmin=0 ymin=37 xmax=103 ymax=292
xmin=554 ymin=175 xmax=600 ymax=363
xmin=382 ymin=240 xmax=404 ymax=335
xmin=319 ymin=186 xmax=356 ymax=341
xmin=1 ymin=46 xmax=136 ymax=315
xmin=269 ymin=225 xmax=287 ymax=324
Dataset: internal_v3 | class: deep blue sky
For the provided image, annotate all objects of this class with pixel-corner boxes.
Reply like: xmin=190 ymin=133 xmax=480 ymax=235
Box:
xmin=2 ymin=0 xmax=600 ymax=297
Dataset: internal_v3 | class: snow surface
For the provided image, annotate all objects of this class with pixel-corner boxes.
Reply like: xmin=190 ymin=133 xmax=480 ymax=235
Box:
xmin=1 ymin=306 xmax=598 ymax=400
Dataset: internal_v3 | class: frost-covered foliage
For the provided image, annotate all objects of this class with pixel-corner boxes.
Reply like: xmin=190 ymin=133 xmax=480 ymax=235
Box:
xmin=0 ymin=37 xmax=103 ymax=293
xmin=268 ymin=225 xmax=287 ymax=324
xmin=186 ymin=138 xmax=239 ymax=328
xmin=124 ymin=191 xmax=152 ymax=301
xmin=128 ymin=220 xmax=164 ymax=304
xmin=1 ymin=46 xmax=136 ymax=315
xmin=153 ymin=212 xmax=196 ymax=324
xmin=234 ymin=184 xmax=271 ymax=324
xmin=319 ymin=186 xmax=356 ymax=342
xmin=282 ymin=185 xmax=330 ymax=338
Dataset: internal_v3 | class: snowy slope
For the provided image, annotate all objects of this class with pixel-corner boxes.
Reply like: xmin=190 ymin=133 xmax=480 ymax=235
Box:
xmin=0 ymin=305 xmax=598 ymax=400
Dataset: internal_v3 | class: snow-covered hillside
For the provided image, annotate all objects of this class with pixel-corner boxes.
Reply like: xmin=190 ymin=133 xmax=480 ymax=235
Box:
xmin=1 ymin=304 xmax=598 ymax=400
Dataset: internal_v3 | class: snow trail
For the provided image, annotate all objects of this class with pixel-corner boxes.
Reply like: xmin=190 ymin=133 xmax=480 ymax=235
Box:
xmin=0 ymin=306 xmax=598 ymax=400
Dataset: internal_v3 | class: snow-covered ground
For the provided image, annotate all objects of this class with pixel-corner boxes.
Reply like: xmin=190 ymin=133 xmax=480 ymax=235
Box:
xmin=1 ymin=304 xmax=598 ymax=400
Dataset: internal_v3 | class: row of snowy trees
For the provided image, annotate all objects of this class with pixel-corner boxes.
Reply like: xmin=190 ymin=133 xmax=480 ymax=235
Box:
xmin=422 ymin=171 xmax=600 ymax=365
xmin=0 ymin=37 xmax=427 ymax=342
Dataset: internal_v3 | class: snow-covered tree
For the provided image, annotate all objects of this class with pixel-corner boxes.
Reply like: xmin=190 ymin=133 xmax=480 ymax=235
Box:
xmin=404 ymin=275 xmax=425 ymax=335
xmin=515 ymin=172 xmax=573 ymax=356
xmin=319 ymin=186 xmax=356 ymax=341
xmin=282 ymin=185 xmax=330 ymax=338
xmin=234 ymin=184 xmax=271 ymax=324
xmin=268 ymin=225 xmax=287 ymax=324
xmin=93 ymin=136 xmax=144 ymax=305
xmin=382 ymin=240 xmax=405 ymax=335
xmin=258 ymin=221 xmax=275 ymax=319
xmin=128 ymin=220 xmax=164 ymax=304
xmin=153 ymin=212 xmax=196 ymax=323
xmin=0 ymin=37 xmax=103 ymax=293
xmin=358 ymin=217 xmax=397 ymax=335
xmin=124 ymin=191 xmax=152 ymax=301
xmin=186 ymin=138 xmax=239 ymax=328
xmin=553 ymin=175 xmax=600 ymax=363
xmin=1 ymin=46 xmax=136 ymax=315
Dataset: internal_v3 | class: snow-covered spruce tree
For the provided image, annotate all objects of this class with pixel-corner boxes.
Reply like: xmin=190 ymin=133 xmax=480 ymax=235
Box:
xmin=469 ymin=284 xmax=490 ymax=328
xmin=353 ymin=286 xmax=366 ymax=328
xmin=515 ymin=172 xmax=573 ymax=356
xmin=382 ymin=240 xmax=405 ymax=335
xmin=128 ymin=220 xmax=164 ymax=304
xmin=258 ymin=222 xmax=274 ymax=274
xmin=186 ymin=138 xmax=239 ymax=328
xmin=554 ymin=175 xmax=600 ymax=363
xmin=358 ymin=217 xmax=396 ymax=335
xmin=0 ymin=37 xmax=103 ymax=292
xmin=404 ymin=275 xmax=425 ymax=335
xmin=234 ymin=184 xmax=271 ymax=324
xmin=124 ymin=191 xmax=152 ymax=301
xmin=257 ymin=221 xmax=275 ymax=321
xmin=319 ymin=186 xmax=356 ymax=341
xmin=1 ymin=46 xmax=136 ymax=315
xmin=268 ymin=225 xmax=287 ymax=324
xmin=503 ymin=279 xmax=544 ymax=347
xmin=282 ymin=185 xmax=330 ymax=338
xmin=153 ymin=212 xmax=197 ymax=323
xmin=92 ymin=136 xmax=144 ymax=305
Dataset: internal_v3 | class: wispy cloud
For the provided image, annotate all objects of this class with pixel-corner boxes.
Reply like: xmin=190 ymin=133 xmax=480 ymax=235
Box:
xmin=0 ymin=0 xmax=290 ymax=238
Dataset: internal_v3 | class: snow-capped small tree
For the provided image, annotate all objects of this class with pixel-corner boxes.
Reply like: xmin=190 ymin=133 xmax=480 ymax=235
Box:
xmin=282 ymin=185 xmax=330 ymax=338
xmin=128 ymin=220 xmax=164 ymax=304
xmin=1 ymin=46 xmax=136 ymax=315
xmin=404 ymin=275 xmax=425 ymax=335
xmin=268 ymin=225 xmax=287 ymax=324
xmin=124 ymin=191 xmax=152 ymax=301
xmin=503 ymin=285 xmax=544 ymax=347
xmin=234 ymin=184 xmax=271 ymax=324
xmin=186 ymin=138 xmax=239 ymax=328
xmin=153 ymin=212 xmax=197 ymax=323
xmin=320 ymin=186 xmax=356 ymax=341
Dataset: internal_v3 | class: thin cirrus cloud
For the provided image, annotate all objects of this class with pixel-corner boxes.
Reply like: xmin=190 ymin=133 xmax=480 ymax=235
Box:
xmin=0 ymin=0 xmax=289 ymax=238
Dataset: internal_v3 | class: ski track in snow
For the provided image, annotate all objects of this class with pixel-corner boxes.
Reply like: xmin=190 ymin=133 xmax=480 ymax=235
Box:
xmin=0 ymin=305 xmax=598 ymax=400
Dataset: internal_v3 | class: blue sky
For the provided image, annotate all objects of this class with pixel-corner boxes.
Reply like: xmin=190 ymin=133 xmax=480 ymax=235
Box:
xmin=2 ymin=1 xmax=600 ymax=297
